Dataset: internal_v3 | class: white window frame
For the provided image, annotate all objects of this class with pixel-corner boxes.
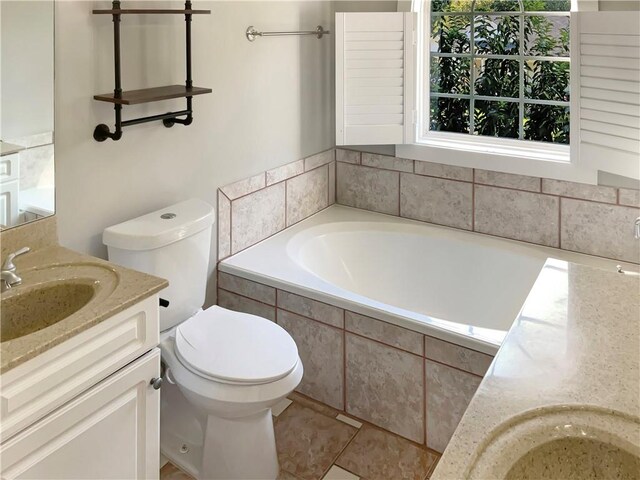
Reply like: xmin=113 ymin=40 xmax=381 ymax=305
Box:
xmin=397 ymin=0 xmax=592 ymax=183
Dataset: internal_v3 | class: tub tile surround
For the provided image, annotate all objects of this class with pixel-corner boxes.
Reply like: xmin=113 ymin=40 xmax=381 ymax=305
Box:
xmin=218 ymin=149 xmax=336 ymax=260
xmin=335 ymin=149 xmax=640 ymax=264
xmin=217 ymin=272 xmax=491 ymax=453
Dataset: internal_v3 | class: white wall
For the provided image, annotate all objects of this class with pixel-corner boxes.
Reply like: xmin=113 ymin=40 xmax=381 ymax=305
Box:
xmin=1 ymin=1 xmax=54 ymax=139
xmin=55 ymin=0 xmax=394 ymax=303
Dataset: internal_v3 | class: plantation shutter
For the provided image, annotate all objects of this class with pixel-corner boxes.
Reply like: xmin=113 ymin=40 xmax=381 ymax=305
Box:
xmin=335 ymin=12 xmax=416 ymax=146
xmin=579 ymin=12 xmax=640 ymax=181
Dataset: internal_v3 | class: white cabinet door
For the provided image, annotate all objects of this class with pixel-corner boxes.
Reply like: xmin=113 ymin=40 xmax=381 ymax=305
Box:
xmin=0 ymin=349 xmax=161 ymax=480
xmin=0 ymin=179 xmax=19 ymax=227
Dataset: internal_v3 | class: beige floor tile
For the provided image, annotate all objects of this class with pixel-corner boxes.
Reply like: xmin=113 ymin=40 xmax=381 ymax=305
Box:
xmin=323 ymin=465 xmax=360 ymax=480
xmin=336 ymin=426 xmax=439 ymax=480
xmin=279 ymin=469 xmax=303 ymax=480
xmin=272 ymin=397 xmax=294 ymax=417
xmin=275 ymin=403 xmax=358 ymax=480
xmin=288 ymin=391 xmax=340 ymax=418
xmin=160 ymin=463 xmax=194 ymax=480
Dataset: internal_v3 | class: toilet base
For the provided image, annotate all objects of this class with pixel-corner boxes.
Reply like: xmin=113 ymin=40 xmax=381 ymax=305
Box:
xmin=202 ymin=409 xmax=279 ymax=480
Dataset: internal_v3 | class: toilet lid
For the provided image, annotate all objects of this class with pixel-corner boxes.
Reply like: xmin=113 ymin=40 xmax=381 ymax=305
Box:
xmin=175 ymin=306 xmax=299 ymax=385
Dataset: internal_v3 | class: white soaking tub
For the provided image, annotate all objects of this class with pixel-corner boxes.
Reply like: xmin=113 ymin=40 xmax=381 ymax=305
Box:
xmin=220 ymin=205 xmax=627 ymax=354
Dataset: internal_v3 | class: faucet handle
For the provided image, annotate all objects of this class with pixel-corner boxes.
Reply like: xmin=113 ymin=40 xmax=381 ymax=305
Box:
xmin=2 ymin=247 xmax=30 ymax=272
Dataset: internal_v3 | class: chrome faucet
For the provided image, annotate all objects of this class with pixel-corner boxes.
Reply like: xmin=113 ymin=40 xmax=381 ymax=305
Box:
xmin=1 ymin=247 xmax=30 ymax=293
xmin=636 ymin=217 xmax=640 ymax=240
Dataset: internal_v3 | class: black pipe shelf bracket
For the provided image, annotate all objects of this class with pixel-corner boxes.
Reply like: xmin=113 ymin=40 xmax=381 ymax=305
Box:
xmin=92 ymin=1 xmax=212 ymax=142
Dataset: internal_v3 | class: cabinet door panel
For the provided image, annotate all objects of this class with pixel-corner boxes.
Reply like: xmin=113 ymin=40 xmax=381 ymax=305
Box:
xmin=0 ymin=349 xmax=160 ymax=480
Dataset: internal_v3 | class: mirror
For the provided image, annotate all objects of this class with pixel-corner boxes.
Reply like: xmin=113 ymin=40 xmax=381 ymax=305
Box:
xmin=0 ymin=0 xmax=55 ymax=229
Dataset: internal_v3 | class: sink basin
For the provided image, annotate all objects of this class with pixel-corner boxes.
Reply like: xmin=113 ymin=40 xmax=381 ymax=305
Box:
xmin=0 ymin=262 xmax=119 ymax=343
xmin=1 ymin=281 xmax=96 ymax=342
xmin=467 ymin=406 xmax=640 ymax=480
xmin=505 ymin=437 xmax=640 ymax=480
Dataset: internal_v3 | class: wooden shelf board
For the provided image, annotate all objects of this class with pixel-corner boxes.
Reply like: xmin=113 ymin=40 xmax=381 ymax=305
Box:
xmin=93 ymin=85 xmax=212 ymax=105
xmin=93 ymin=9 xmax=211 ymax=15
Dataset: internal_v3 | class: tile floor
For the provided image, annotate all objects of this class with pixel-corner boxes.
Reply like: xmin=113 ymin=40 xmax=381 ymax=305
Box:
xmin=160 ymin=392 xmax=441 ymax=480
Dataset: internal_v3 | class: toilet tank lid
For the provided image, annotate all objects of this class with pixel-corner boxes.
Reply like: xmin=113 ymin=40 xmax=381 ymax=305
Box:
xmin=103 ymin=199 xmax=215 ymax=251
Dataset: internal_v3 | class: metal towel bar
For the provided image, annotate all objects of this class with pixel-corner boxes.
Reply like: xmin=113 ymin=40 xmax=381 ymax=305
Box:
xmin=246 ymin=25 xmax=329 ymax=42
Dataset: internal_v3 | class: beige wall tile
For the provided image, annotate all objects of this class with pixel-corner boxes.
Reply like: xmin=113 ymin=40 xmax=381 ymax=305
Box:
xmin=424 ymin=336 xmax=493 ymax=377
xmin=414 ymin=161 xmax=473 ymax=182
xmin=217 ymin=191 xmax=231 ymax=260
xmin=400 ymin=173 xmax=473 ymax=230
xmin=278 ymin=290 xmax=344 ymax=328
xmin=220 ymin=172 xmax=266 ymax=200
xmin=345 ymin=311 xmax=423 ymax=355
xmin=336 ymin=426 xmax=438 ymax=480
xmin=275 ymin=403 xmax=356 ymax=480
xmin=278 ymin=310 xmax=345 ymax=409
xmin=346 ymin=333 xmax=424 ymax=443
xmin=362 ymin=153 xmax=413 ymax=173
xmin=425 ymin=360 xmax=481 ymax=453
xmin=286 ymin=165 xmax=329 ymax=226
xmin=475 ymin=170 xmax=541 ymax=192
xmin=329 ymin=161 xmax=336 ymax=204
xmin=619 ymin=188 xmax=640 ymax=208
xmin=561 ymin=199 xmax=640 ymax=263
xmin=266 ymin=159 xmax=304 ymax=186
xmin=217 ymin=289 xmax=276 ymax=321
xmin=305 ymin=149 xmax=335 ymax=171
xmin=336 ymin=149 xmax=361 ymax=164
xmin=337 ymin=163 xmax=400 ymax=216
xmin=218 ymin=272 xmax=276 ymax=305
xmin=542 ymin=179 xmax=617 ymax=204
xmin=474 ymin=185 xmax=559 ymax=247
xmin=231 ymin=183 xmax=285 ymax=253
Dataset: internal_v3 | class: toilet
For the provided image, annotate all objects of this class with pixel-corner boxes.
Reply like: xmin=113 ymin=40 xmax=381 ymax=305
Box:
xmin=103 ymin=199 xmax=303 ymax=480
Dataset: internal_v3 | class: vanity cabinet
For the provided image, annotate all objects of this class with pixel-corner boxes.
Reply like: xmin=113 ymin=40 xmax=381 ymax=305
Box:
xmin=0 ymin=349 xmax=160 ymax=479
xmin=0 ymin=153 xmax=20 ymax=226
xmin=0 ymin=295 xmax=162 ymax=479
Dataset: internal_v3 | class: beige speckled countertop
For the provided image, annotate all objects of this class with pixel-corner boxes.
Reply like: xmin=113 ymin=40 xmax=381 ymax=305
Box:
xmin=0 ymin=245 xmax=168 ymax=373
xmin=432 ymin=259 xmax=640 ymax=479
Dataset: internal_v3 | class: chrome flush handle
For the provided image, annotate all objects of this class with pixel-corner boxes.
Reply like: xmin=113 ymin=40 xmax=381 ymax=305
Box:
xmin=635 ymin=217 xmax=640 ymax=240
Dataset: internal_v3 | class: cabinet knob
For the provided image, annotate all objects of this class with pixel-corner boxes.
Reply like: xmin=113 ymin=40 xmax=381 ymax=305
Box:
xmin=150 ymin=377 xmax=163 ymax=390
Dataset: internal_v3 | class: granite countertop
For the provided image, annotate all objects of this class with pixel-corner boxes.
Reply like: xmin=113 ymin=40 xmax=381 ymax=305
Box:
xmin=0 ymin=245 xmax=168 ymax=373
xmin=432 ymin=259 xmax=640 ymax=479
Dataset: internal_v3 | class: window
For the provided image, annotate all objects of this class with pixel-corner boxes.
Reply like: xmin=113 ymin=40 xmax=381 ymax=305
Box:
xmin=423 ymin=0 xmax=571 ymax=146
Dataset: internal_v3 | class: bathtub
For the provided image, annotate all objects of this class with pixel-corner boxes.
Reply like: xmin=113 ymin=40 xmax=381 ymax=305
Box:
xmin=220 ymin=205 xmax=625 ymax=355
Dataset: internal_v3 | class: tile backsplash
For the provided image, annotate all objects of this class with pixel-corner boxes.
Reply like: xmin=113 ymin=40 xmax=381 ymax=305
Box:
xmin=218 ymin=149 xmax=336 ymax=260
xmin=335 ymin=150 xmax=640 ymax=264
xmin=218 ymin=148 xmax=640 ymax=264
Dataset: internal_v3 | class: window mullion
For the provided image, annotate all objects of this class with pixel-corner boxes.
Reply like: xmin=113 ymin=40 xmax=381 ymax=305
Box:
xmin=470 ymin=12 xmax=476 ymax=135
xmin=519 ymin=10 xmax=525 ymax=140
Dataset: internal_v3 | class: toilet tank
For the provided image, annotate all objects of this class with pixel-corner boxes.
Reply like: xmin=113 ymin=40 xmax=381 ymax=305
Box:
xmin=103 ymin=199 xmax=215 ymax=332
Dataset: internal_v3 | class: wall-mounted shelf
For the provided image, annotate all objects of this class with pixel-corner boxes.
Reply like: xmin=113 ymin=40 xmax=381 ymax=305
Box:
xmin=92 ymin=1 xmax=211 ymax=142
xmin=92 ymin=9 xmax=211 ymax=15
xmin=94 ymin=85 xmax=212 ymax=105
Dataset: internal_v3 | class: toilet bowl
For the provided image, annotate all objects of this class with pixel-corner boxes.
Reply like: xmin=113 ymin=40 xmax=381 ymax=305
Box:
xmin=102 ymin=200 xmax=303 ymax=479
xmin=161 ymin=306 xmax=303 ymax=480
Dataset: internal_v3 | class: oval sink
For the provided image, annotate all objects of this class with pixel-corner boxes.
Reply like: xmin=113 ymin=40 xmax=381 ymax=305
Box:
xmin=505 ymin=437 xmax=640 ymax=480
xmin=1 ymin=281 xmax=96 ymax=342
xmin=467 ymin=406 xmax=640 ymax=480
xmin=0 ymin=262 xmax=119 ymax=343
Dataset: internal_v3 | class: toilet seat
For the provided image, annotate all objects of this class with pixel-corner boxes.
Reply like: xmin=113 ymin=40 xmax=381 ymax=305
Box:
xmin=175 ymin=306 xmax=299 ymax=386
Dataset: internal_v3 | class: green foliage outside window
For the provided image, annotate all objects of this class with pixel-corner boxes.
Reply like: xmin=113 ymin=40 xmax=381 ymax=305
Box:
xmin=430 ymin=0 xmax=571 ymax=144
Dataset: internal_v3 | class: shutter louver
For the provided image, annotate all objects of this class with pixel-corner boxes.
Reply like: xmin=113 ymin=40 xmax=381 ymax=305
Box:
xmin=579 ymin=12 xmax=640 ymax=181
xmin=336 ymin=12 xmax=415 ymax=146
